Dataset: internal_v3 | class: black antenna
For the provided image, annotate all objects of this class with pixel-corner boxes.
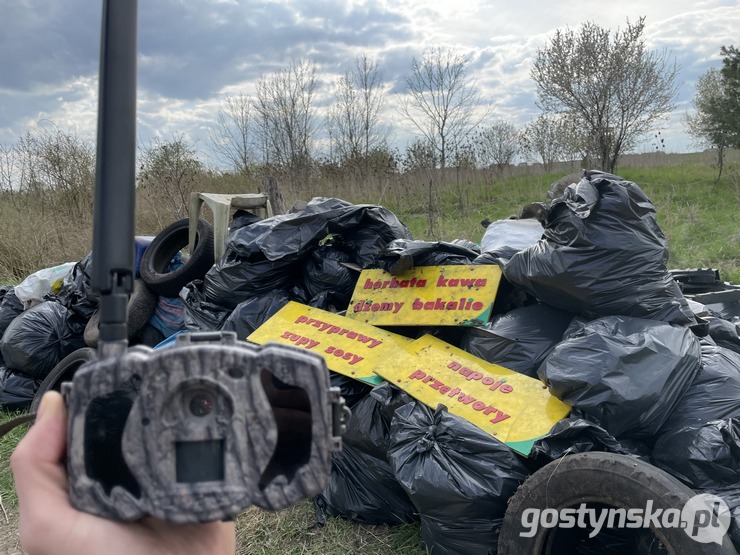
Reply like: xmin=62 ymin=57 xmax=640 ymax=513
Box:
xmin=91 ymin=0 xmax=138 ymax=353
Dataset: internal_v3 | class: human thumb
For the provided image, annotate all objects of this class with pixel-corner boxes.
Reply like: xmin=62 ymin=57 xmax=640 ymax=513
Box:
xmin=13 ymin=391 xmax=67 ymax=467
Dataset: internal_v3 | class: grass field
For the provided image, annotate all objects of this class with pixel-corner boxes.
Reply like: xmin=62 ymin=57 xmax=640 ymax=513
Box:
xmin=0 ymin=158 xmax=738 ymax=553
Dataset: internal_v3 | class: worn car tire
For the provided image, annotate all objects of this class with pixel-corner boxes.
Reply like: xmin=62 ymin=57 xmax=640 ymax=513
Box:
xmin=30 ymin=348 xmax=96 ymax=413
xmin=84 ymin=279 xmax=159 ymax=348
xmin=498 ymin=452 xmax=738 ymax=555
xmin=140 ymin=218 xmax=214 ymax=297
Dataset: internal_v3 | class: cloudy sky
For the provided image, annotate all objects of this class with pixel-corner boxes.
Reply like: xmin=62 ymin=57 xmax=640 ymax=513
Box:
xmin=1 ymin=0 xmax=738 ymax=166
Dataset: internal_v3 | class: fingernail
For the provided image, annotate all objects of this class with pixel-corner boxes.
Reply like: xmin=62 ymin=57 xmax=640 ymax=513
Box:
xmin=36 ymin=392 xmax=53 ymax=421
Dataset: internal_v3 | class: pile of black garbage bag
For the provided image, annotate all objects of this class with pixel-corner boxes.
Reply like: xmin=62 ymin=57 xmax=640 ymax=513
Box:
xmin=200 ymin=197 xmax=411 ymax=310
xmin=309 ymin=171 xmax=740 ymax=554
xmin=2 ymin=172 xmax=740 ymax=554
xmin=0 ymin=250 xmax=167 ymax=409
xmin=180 ymin=197 xmax=412 ymax=332
xmin=0 ymin=259 xmax=93 ymax=409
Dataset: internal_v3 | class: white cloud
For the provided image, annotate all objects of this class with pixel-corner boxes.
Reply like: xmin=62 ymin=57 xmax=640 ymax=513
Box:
xmin=0 ymin=0 xmax=737 ymax=159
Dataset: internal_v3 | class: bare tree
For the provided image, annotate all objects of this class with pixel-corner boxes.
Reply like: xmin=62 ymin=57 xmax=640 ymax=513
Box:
xmin=0 ymin=144 xmax=20 ymax=193
xmin=254 ymin=58 xmax=319 ymax=190
xmin=16 ymin=125 xmax=96 ymax=218
xmin=519 ymin=114 xmax=580 ymax=172
xmin=531 ymin=17 xmax=678 ymax=172
xmin=208 ymin=93 xmax=255 ymax=176
xmin=327 ymin=71 xmax=360 ymax=163
xmin=356 ymin=55 xmax=390 ymax=161
xmin=400 ymin=47 xmax=489 ymax=170
xmin=0 ymin=142 xmax=36 ymax=215
xmin=327 ymin=54 xmax=389 ymax=172
xmin=473 ymin=121 xmax=520 ymax=173
xmin=138 ymin=135 xmax=206 ymax=224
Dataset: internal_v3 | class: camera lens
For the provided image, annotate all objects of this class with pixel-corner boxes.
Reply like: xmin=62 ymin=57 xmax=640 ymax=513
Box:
xmin=189 ymin=392 xmax=214 ymax=417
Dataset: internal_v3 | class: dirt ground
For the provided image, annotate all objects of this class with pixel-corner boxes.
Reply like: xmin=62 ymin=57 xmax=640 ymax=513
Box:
xmin=0 ymin=514 xmax=23 ymax=555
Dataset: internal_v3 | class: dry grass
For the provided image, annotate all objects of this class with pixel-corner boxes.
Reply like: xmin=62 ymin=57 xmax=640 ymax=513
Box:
xmin=235 ymin=503 xmax=424 ymax=555
xmin=1 ymin=149 xmax=737 ymax=284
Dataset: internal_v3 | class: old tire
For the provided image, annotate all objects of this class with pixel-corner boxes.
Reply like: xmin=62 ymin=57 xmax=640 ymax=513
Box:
xmin=84 ymin=279 xmax=159 ymax=348
xmin=140 ymin=218 xmax=214 ymax=297
xmin=30 ymin=348 xmax=96 ymax=413
xmin=498 ymin=452 xmax=738 ymax=555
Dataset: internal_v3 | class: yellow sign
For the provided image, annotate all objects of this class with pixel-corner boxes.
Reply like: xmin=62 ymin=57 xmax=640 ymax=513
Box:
xmin=247 ymin=301 xmax=411 ymax=385
xmin=373 ymin=335 xmax=570 ymax=456
xmin=346 ymin=265 xmax=501 ymax=326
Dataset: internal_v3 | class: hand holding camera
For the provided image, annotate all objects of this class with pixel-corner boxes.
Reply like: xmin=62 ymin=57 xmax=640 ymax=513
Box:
xmin=64 ymin=332 xmax=346 ymax=523
xmin=12 ymin=390 xmax=237 ymax=555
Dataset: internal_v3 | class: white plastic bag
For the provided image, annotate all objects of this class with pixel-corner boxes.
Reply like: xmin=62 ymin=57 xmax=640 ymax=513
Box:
xmin=15 ymin=262 xmax=76 ymax=308
xmin=480 ymin=218 xmax=543 ymax=253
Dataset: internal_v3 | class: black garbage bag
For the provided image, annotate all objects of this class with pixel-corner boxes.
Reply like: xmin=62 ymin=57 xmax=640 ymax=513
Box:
xmin=314 ymin=383 xmax=418 ymax=525
xmin=450 ymin=238 xmax=481 ymax=252
xmin=473 ymin=247 xmax=519 ymax=267
xmin=653 ymin=418 xmax=740 ymax=489
xmin=287 ymin=286 xmax=337 ymax=312
xmin=709 ymin=488 xmax=740 ymax=550
xmin=180 ymin=281 xmax=231 ymax=332
xmin=203 ymin=198 xmax=411 ymax=308
xmin=302 ymin=245 xmax=357 ymax=310
xmin=378 ymin=323 xmax=468 ymax=349
xmin=329 ymin=372 xmax=372 ymax=409
xmin=341 ymin=382 xmax=415 ymax=458
xmin=54 ymin=252 xmax=98 ymax=320
xmin=706 ymin=316 xmax=740 ymax=355
xmin=0 ymin=287 xmax=24 ymax=339
xmin=218 ymin=198 xmax=364 ymax=260
xmin=321 ymin=201 xmax=412 ymax=259
xmin=459 ymin=303 xmax=574 ymax=377
xmin=230 ymin=208 xmax=263 ymax=230
xmin=0 ymin=366 xmax=42 ymax=411
xmin=314 ymin=442 xmax=418 ymax=526
xmin=503 ymin=171 xmax=695 ymax=325
xmin=375 ymin=239 xmax=479 ymax=275
xmin=388 ymin=402 xmax=529 ymax=555
xmin=202 ymin=249 xmax=299 ymax=309
xmin=221 ymin=289 xmax=291 ymax=340
xmin=538 ymin=316 xmax=701 ymax=438
xmin=659 ymin=344 xmax=740 ymax=432
xmin=472 ymin=255 xmax=539 ymax=317
xmin=288 ymin=282 xmax=311 ymax=304
xmin=0 ymin=286 xmax=11 ymax=306
xmin=0 ymin=301 xmax=86 ymax=380
xmin=530 ymin=414 xmax=651 ymax=468
xmin=342 ymin=225 xmax=397 ymax=269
